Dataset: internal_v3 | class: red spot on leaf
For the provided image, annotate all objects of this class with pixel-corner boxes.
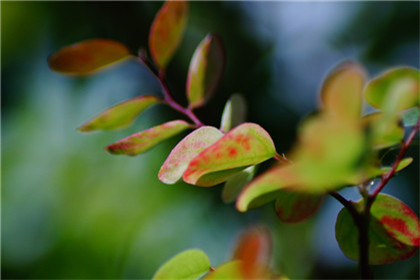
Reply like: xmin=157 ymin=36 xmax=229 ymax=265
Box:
xmin=228 ymin=147 xmax=238 ymax=157
xmin=381 ymin=216 xmax=420 ymax=246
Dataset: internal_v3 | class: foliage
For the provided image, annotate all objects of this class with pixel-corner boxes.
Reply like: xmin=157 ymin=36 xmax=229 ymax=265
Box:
xmin=48 ymin=1 xmax=420 ymax=279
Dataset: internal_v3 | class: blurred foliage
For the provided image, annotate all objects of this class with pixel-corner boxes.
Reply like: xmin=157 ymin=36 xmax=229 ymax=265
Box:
xmin=1 ymin=1 xmax=419 ymax=279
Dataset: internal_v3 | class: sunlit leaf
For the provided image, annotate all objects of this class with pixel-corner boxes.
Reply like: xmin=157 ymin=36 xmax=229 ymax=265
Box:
xmin=149 ymin=1 xmax=188 ymax=69
xmin=183 ymin=123 xmax=276 ymax=186
xmin=402 ymin=107 xmax=419 ymax=127
xmin=275 ymin=192 xmax=324 ymax=223
xmin=220 ymin=94 xmax=247 ymax=132
xmin=153 ymin=249 xmax=211 ymax=280
xmin=158 ymin=126 xmax=223 ymax=184
xmin=364 ymin=67 xmax=420 ymax=112
xmin=362 ymin=112 xmax=404 ymax=149
xmin=78 ymin=95 xmax=161 ymax=132
xmin=381 ymin=157 xmax=413 ymax=174
xmin=222 ymin=166 xmax=256 ymax=203
xmin=186 ymin=34 xmax=225 ymax=108
xmin=320 ymin=61 xmax=366 ymax=119
xmin=48 ymin=39 xmax=131 ymax=75
xmin=335 ymin=193 xmax=420 ymax=264
xmin=106 ymin=120 xmax=192 ymax=156
xmin=204 ymin=261 xmax=242 ymax=279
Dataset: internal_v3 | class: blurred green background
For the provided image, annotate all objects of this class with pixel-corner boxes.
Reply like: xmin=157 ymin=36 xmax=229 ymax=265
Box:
xmin=2 ymin=1 xmax=419 ymax=279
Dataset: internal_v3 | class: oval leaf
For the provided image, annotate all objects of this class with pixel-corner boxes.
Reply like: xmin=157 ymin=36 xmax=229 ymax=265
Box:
xmin=222 ymin=165 xmax=256 ymax=203
xmin=204 ymin=261 xmax=242 ymax=280
xmin=220 ymin=94 xmax=247 ymax=132
xmin=335 ymin=193 xmax=420 ymax=264
xmin=381 ymin=157 xmax=413 ymax=174
xmin=106 ymin=120 xmax=191 ymax=156
xmin=79 ymin=95 xmax=161 ymax=132
xmin=364 ymin=67 xmax=420 ymax=112
xmin=275 ymin=192 xmax=324 ymax=223
xmin=186 ymin=34 xmax=225 ymax=108
xmin=49 ymin=39 xmax=131 ymax=75
xmin=149 ymin=1 xmax=188 ymax=69
xmin=321 ymin=61 xmax=366 ymax=119
xmin=158 ymin=126 xmax=224 ymax=184
xmin=362 ymin=112 xmax=404 ymax=149
xmin=183 ymin=123 xmax=276 ymax=187
xmin=153 ymin=249 xmax=211 ymax=280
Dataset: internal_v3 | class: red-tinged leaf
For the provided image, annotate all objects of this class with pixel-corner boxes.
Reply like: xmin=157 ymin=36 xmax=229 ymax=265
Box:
xmin=186 ymin=34 xmax=225 ymax=108
xmin=106 ymin=120 xmax=192 ymax=156
xmin=364 ymin=67 xmax=420 ymax=112
xmin=336 ymin=193 xmax=420 ymax=264
xmin=149 ymin=1 xmax=188 ymax=69
xmin=220 ymin=94 xmax=247 ymax=133
xmin=275 ymin=192 xmax=324 ymax=223
xmin=158 ymin=126 xmax=223 ymax=184
xmin=78 ymin=95 xmax=161 ymax=132
xmin=48 ymin=39 xmax=131 ymax=75
xmin=183 ymin=123 xmax=276 ymax=187
xmin=232 ymin=227 xmax=271 ymax=279
xmin=222 ymin=166 xmax=256 ymax=203
xmin=321 ymin=61 xmax=366 ymax=119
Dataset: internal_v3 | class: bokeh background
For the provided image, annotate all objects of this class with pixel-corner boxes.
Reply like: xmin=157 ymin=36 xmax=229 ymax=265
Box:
xmin=2 ymin=1 xmax=419 ymax=279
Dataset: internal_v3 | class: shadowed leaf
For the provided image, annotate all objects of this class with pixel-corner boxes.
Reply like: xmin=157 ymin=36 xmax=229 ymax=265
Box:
xmin=186 ymin=34 xmax=225 ymax=108
xmin=362 ymin=112 xmax=404 ymax=149
xmin=321 ymin=61 xmax=366 ymax=119
xmin=158 ymin=126 xmax=223 ymax=184
xmin=336 ymin=193 xmax=420 ymax=264
xmin=364 ymin=67 xmax=420 ymax=112
xmin=153 ymin=249 xmax=211 ymax=280
xmin=220 ymin=94 xmax=247 ymax=132
xmin=402 ymin=107 xmax=419 ymax=127
xmin=275 ymin=192 xmax=324 ymax=223
xmin=149 ymin=1 xmax=188 ymax=69
xmin=49 ymin=39 xmax=131 ymax=75
xmin=183 ymin=123 xmax=276 ymax=187
xmin=79 ymin=95 xmax=161 ymax=132
xmin=381 ymin=157 xmax=413 ymax=174
xmin=106 ymin=120 xmax=191 ymax=156
xmin=222 ymin=166 xmax=256 ymax=203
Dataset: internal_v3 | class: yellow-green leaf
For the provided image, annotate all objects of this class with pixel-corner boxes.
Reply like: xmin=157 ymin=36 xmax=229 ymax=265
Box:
xmin=362 ymin=112 xmax=404 ymax=149
xmin=106 ymin=120 xmax=192 ymax=156
xmin=149 ymin=1 xmax=188 ymax=69
xmin=153 ymin=249 xmax=211 ymax=280
xmin=158 ymin=126 xmax=223 ymax=184
xmin=186 ymin=34 xmax=225 ymax=108
xmin=78 ymin=95 xmax=161 ymax=132
xmin=183 ymin=123 xmax=276 ymax=187
xmin=220 ymin=94 xmax=247 ymax=132
xmin=222 ymin=166 xmax=256 ymax=203
xmin=48 ymin=39 xmax=131 ymax=75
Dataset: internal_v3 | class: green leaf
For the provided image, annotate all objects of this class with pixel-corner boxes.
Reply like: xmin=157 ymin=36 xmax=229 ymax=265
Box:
xmin=381 ymin=157 xmax=413 ymax=174
xmin=106 ymin=120 xmax=192 ymax=156
xmin=222 ymin=166 xmax=256 ymax=203
xmin=335 ymin=193 xmax=420 ymax=264
xmin=320 ymin=61 xmax=366 ymax=119
xmin=183 ymin=123 xmax=276 ymax=186
xmin=402 ymin=107 xmax=419 ymax=127
xmin=48 ymin=39 xmax=131 ymax=75
xmin=158 ymin=126 xmax=223 ymax=184
xmin=204 ymin=261 xmax=242 ymax=280
xmin=220 ymin=94 xmax=247 ymax=132
xmin=153 ymin=249 xmax=211 ymax=280
xmin=149 ymin=1 xmax=189 ymax=69
xmin=186 ymin=34 xmax=225 ymax=108
xmin=362 ymin=112 xmax=404 ymax=149
xmin=275 ymin=192 xmax=324 ymax=223
xmin=78 ymin=95 xmax=161 ymax=132
xmin=364 ymin=67 xmax=420 ymax=112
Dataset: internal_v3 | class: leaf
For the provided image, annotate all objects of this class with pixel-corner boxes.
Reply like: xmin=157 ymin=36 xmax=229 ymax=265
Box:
xmin=381 ymin=157 xmax=413 ymax=174
xmin=149 ymin=1 xmax=188 ymax=69
xmin=48 ymin=39 xmax=131 ymax=75
xmin=222 ymin=166 xmax=256 ymax=203
xmin=220 ymin=94 xmax=247 ymax=132
xmin=183 ymin=123 xmax=276 ymax=187
xmin=106 ymin=120 xmax=191 ymax=156
xmin=204 ymin=261 xmax=242 ymax=280
xmin=335 ymin=193 xmax=420 ymax=264
xmin=320 ymin=61 xmax=366 ymax=119
xmin=402 ymin=107 xmax=419 ymax=127
xmin=186 ymin=34 xmax=225 ymax=108
xmin=362 ymin=112 xmax=404 ymax=149
xmin=78 ymin=95 xmax=161 ymax=132
xmin=153 ymin=249 xmax=211 ymax=280
xmin=275 ymin=192 xmax=324 ymax=223
xmin=158 ymin=126 xmax=223 ymax=184
xmin=364 ymin=67 xmax=420 ymax=112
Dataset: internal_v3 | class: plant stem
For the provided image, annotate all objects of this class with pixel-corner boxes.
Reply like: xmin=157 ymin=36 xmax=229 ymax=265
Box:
xmin=137 ymin=52 xmax=204 ymax=127
xmin=328 ymin=191 xmax=359 ymax=221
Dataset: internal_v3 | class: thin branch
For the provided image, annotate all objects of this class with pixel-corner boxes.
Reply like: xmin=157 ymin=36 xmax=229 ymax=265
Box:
xmin=328 ymin=191 xmax=360 ymax=223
